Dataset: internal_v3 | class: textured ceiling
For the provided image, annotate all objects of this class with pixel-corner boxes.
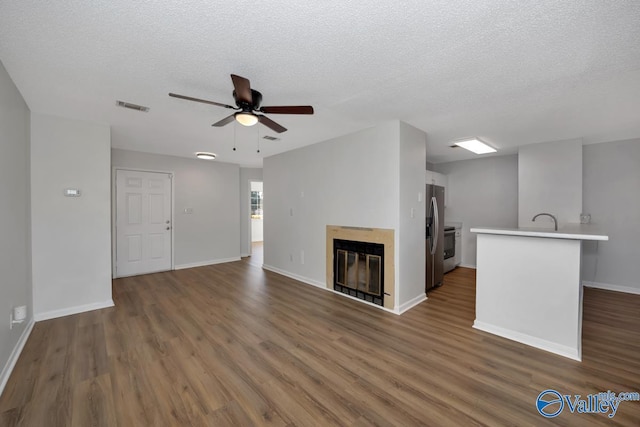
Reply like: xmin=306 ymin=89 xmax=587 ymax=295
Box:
xmin=1 ymin=1 xmax=639 ymax=166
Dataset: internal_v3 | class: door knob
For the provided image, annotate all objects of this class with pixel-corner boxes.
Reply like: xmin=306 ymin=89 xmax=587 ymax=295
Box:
xmin=166 ymin=220 xmax=170 ymax=224
xmin=166 ymin=227 xmax=170 ymax=230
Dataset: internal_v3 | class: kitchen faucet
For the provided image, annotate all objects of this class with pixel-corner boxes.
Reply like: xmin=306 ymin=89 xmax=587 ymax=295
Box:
xmin=532 ymin=212 xmax=558 ymax=231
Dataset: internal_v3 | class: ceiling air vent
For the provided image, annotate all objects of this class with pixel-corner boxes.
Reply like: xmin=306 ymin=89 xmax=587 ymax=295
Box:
xmin=263 ymin=135 xmax=280 ymax=141
xmin=116 ymin=100 xmax=150 ymax=112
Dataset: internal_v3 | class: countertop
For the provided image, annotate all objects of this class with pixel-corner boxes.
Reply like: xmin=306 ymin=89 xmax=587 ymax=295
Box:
xmin=470 ymin=224 xmax=608 ymax=241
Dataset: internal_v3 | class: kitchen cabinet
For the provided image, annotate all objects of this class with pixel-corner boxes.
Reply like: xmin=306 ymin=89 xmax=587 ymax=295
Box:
xmin=426 ymin=170 xmax=448 ymax=205
xmin=425 ymin=170 xmax=433 ymax=184
xmin=425 ymin=170 xmax=447 ymax=187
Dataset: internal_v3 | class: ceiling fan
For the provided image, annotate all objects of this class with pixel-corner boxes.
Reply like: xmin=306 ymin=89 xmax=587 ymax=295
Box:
xmin=169 ymin=74 xmax=314 ymax=133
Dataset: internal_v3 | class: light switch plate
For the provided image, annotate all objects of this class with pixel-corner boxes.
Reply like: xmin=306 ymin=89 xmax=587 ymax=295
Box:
xmin=64 ymin=188 xmax=81 ymax=197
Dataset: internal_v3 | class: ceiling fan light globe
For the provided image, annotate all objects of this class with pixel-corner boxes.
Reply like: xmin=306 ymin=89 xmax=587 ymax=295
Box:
xmin=235 ymin=112 xmax=258 ymax=126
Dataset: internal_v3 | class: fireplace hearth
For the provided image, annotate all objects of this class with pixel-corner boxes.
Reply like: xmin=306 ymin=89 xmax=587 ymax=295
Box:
xmin=333 ymin=239 xmax=384 ymax=306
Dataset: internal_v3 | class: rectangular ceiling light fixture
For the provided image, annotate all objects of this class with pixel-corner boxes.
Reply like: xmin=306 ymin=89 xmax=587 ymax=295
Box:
xmin=454 ymin=138 xmax=496 ymax=154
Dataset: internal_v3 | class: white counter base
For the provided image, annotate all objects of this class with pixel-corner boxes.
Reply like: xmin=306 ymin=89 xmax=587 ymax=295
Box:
xmin=473 ymin=321 xmax=580 ymax=361
xmin=474 ymin=233 xmax=584 ymax=361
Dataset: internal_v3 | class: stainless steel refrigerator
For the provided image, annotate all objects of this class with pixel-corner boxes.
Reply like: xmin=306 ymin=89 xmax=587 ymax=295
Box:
xmin=426 ymin=184 xmax=444 ymax=291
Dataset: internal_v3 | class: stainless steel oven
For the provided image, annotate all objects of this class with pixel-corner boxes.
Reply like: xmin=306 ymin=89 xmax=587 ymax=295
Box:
xmin=443 ymin=226 xmax=456 ymax=273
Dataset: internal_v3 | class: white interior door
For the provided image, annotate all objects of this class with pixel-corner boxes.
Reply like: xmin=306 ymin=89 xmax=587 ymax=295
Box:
xmin=116 ymin=169 xmax=172 ymax=277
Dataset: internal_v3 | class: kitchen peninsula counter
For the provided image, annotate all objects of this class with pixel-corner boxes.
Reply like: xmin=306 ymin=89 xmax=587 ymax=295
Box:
xmin=470 ymin=225 xmax=608 ymax=361
xmin=470 ymin=225 xmax=608 ymax=241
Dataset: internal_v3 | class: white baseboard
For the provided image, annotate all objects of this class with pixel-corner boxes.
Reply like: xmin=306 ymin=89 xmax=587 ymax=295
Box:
xmin=459 ymin=263 xmax=476 ymax=269
xmin=0 ymin=319 xmax=35 ymax=397
xmin=583 ymin=281 xmax=640 ymax=295
xmin=34 ymin=300 xmax=114 ymax=322
xmin=240 ymin=253 xmax=251 ymax=258
xmin=261 ymin=264 xmax=326 ymax=288
xmin=473 ymin=320 xmax=581 ymax=361
xmin=175 ymin=257 xmax=241 ymax=270
xmin=262 ymin=264 xmax=410 ymax=315
xmin=398 ymin=293 xmax=427 ymax=314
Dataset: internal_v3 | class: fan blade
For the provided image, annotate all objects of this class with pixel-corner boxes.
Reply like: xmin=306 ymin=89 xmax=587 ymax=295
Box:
xmin=260 ymin=105 xmax=314 ymax=115
xmin=230 ymin=74 xmax=252 ymax=104
xmin=258 ymin=115 xmax=287 ymax=133
xmin=169 ymin=93 xmax=236 ymax=109
xmin=212 ymin=114 xmax=236 ymax=127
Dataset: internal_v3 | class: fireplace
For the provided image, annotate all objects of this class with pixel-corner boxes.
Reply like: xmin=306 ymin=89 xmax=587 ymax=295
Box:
xmin=333 ymin=239 xmax=384 ymax=306
xmin=326 ymin=225 xmax=395 ymax=311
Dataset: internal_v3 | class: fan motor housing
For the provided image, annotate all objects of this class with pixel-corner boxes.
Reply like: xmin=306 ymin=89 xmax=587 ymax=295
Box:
xmin=233 ymin=89 xmax=263 ymax=110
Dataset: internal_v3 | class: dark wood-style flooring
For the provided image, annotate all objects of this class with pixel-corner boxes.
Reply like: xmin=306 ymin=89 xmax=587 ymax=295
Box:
xmin=1 ymin=248 xmax=639 ymax=426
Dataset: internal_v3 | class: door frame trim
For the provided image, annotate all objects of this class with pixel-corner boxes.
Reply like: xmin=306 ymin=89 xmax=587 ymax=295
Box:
xmin=112 ymin=167 xmax=175 ymax=278
xmin=247 ymin=179 xmax=263 ymax=255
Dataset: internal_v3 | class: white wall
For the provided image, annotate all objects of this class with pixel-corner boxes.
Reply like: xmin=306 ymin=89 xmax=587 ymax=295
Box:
xmin=582 ymin=139 xmax=640 ymax=292
xmin=0 ymin=60 xmax=32 ymax=393
xmin=264 ymin=121 xmax=427 ymax=310
xmin=518 ymin=139 xmax=582 ymax=228
xmin=240 ymin=168 xmax=262 ymax=255
xmin=263 ymin=121 xmax=401 ymax=295
xmin=31 ymin=113 xmax=112 ymax=320
xmin=434 ymin=155 xmax=519 ymax=267
xmin=112 ymin=149 xmax=241 ymax=268
xmin=398 ymin=122 xmax=427 ymax=307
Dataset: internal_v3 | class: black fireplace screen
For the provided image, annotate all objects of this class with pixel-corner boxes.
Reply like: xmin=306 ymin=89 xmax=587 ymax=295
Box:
xmin=333 ymin=239 xmax=384 ymax=306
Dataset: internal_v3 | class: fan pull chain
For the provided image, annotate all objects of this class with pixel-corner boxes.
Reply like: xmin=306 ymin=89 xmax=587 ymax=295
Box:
xmin=257 ymin=126 xmax=261 ymax=153
xmin=232 ymin=122 xmax=237 ymax=151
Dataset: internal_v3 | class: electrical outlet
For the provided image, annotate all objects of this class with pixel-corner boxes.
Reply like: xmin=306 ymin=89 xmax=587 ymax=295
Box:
xmin=289 ymin=253 xmax=293 ymax=262
xmin=9 ymin=313 xmax=13 ymax=330
xmin=300 ymin=250 xmax=305 ymax=265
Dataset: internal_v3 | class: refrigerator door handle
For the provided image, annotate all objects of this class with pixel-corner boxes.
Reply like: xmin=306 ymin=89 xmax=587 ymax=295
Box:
xmin=430 ymin=196 xmax=439 ymax=255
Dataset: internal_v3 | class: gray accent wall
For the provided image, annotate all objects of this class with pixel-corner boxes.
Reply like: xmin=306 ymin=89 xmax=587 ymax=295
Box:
xmin=436 ymin=140 xmax=639 ymax=292
xmin=399 ymin=122 xmax=427 ymax=305
xmin=582 ymin=139 xmax=640 ymax=291
xmin=111 ymin=149 xmax=241 ymax=268
xmin=518 ymin=139 xmax=583 ymax=228
xmin=31 ymin=113 xmax=112 ymax=318
xmin=433 ymin=155 xmax=520 ymax=267
xmin=0 ymin=60 xmax=32 ymax=391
